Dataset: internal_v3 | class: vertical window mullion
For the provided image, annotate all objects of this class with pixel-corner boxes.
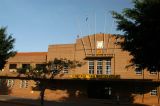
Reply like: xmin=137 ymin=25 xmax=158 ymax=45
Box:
xmin=7 ymin=79 xmax=14 ymax=88
xmin=97 ymin=60 xmax=102 ymax=74
xmin=106 ymin=59 xmax=111 ymax=75
xmin=89 ymin=60 xmax=94 ymax=74
xmin=20 ymin=80 xmax=28 ymax=88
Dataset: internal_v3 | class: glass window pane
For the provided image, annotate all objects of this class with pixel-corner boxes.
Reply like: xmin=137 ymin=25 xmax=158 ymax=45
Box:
xmin=89 ymin=60 xmax=94 ymax=74
xmin=9 ymin=64 xmax=17 ymax=69
xmin=97 ymin=60 xmax=102 ymax=74
xmin=106 ymin=59 xmax=111 ymax=75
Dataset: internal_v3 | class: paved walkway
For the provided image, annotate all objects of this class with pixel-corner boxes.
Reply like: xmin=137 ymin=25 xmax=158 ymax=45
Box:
xmin=0 ymin=95 xmax=157 ymax=106
xmin=0 ymin=101 xmax=33 ymax=106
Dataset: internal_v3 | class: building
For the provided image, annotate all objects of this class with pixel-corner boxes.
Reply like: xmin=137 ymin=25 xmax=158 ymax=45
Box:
xmin=0 ymin=33 xmax=160 ymax=105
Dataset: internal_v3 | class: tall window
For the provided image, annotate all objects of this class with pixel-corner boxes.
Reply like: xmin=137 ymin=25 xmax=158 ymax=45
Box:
xmin=7 ymin=79 xmax=14 ymax=88
xmin=97 ymin=60 xmax=103 ymax=74
xmin=106 ymin=59 xmax=111 ymax=75
xmin=20 ymin=80 xmax=28 ymax=88
xmin=89 ymin=60 xmax=94 ymax=74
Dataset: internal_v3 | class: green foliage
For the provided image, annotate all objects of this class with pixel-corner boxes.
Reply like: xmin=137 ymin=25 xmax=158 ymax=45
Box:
xmin=48 ymin=58 xmax=82 ymax=75
xmin=16 ymin=58 xmax=83 ymax=106
xmin=112 ymin=0 xmax=160 ymax=71
xmin=0 ymin=27 xmax=16 ymax=70
xmin=16 ymin=57 xmax=82 ymax=106
xmin=17 ymin=58 xmax=82 ymax=78
xmin=17 ymin=66 xmax=32 ymax=74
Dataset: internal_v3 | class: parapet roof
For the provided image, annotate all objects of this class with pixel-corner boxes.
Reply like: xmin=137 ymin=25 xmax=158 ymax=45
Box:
xmin=16 ymin=52 xmax=47 ymax=56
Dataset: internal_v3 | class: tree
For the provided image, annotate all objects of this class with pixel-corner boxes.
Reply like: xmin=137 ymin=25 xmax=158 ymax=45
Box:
xmin=17 ymin=58 xmax=82 ymax=106
xmin=112 ymin=0 xmax=160 ymax=71
xmin=0 ymin=27 xmax=16 ymax=70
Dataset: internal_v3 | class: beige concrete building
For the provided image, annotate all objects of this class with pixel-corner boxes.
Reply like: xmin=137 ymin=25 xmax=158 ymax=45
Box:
xmin=0 ymin=33 xmax=160 ymax=105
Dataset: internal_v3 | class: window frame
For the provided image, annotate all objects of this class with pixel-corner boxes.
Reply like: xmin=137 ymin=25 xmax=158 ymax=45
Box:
xmin=88 ymin=60 xmax=94 ymax=74
xmin=20 ymin=80 xmax=28 ymax=88
xmin=97 ymin=60 xmax=103 ymax=74
xmin=9 ymin=64 xmax=17 ymax=69
xmin=7 ymin=79 xmax=14 ymax=88
xmin=106 ymin=59 xmax=111 ymax=75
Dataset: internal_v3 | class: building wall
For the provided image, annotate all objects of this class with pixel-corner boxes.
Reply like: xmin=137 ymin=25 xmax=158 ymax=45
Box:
xmin=47 ymin=44 xmax=75 ymax=61
xmin=2 ymin=34 xmax=159 ymax=80
xmin=1 ymin=52 xmax=47 ymax=74
xmin=47 ymin=33 xmax=160 ymax=80
xmin=0 ymin=33 xmax=160 ymax=105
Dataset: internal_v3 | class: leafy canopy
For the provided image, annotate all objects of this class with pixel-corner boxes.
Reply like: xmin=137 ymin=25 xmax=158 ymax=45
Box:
xmin=16 ymin=58 xmax=82 ymax=106
xmin=17 ymin=58 xmax=82 ymax=79
xmin=112 ymin=0 xmax=160 ymax=71
xmin=0 ymin=27 xmax=16 ymax=70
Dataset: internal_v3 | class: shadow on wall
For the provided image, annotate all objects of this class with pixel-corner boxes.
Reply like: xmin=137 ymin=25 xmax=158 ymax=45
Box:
xmin=31 ymin=79 xmax=158 ymax=105
xmin=0 ymin=97 xmax=150 ymax=106
xmin=32 ymin=79 xmax=88 ymax=101
xmin=0 ymin=78 xmax=158 ymax=106
xmin=0 ymin=79 xmax=12 ymax=95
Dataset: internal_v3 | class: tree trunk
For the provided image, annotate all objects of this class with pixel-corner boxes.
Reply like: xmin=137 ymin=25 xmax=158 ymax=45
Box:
xmin=40 ymin=81 xmax=47 ymax=106
xmin=40 ymin=87 xmax=46 ymax=106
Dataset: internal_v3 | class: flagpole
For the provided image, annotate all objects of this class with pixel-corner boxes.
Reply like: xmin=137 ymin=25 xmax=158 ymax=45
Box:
xmin=95 ymin=12 xmax=96 ymax=35
xmin=94 ymin=12 xmax=97 ymax=56
xmin=76 ymin=16 xmax=82 ymax=36
xmin=86 ymin=16 xmax=91 ymax=35
xmin=110 ymin=19 xmax=114 ymax=34
xmin=80 ymin=18 xmax=83 ymax=36
xmin=104 ymin=11 xmax=107 ymax=34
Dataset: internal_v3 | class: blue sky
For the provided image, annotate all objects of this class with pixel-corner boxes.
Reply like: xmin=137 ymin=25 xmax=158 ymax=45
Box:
xmin=0 ymin=0 xmax=133 ymax=52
